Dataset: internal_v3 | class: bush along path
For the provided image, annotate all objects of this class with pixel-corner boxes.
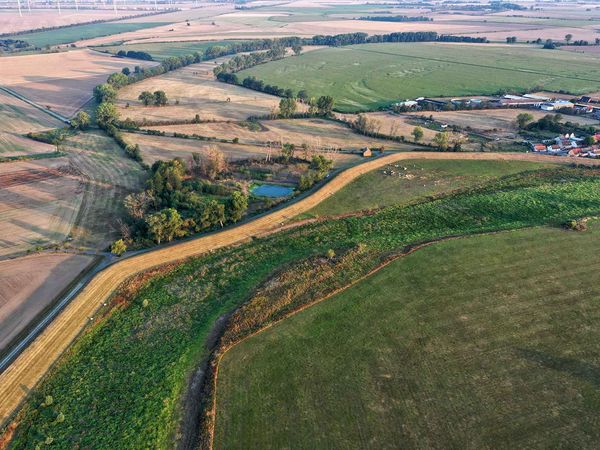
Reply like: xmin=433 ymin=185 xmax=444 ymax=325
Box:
xmin=4 ymin=154 xmax=600 ymax=449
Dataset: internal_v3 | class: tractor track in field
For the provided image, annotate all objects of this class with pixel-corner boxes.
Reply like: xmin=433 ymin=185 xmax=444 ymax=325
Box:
xmin=1 ymin=151 xmax=599 ymax=431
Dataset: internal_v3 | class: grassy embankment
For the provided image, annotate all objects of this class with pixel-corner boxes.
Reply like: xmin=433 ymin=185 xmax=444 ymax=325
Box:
xmin=8 ymin=165 xmax=600 ymax=449
xmin=301 ymin=159 xmax=558 ymax=218
xmin=238 ymin=42 xmax=600 ymax=112
xmin=215 ymin=221 xmax=600 ymax=449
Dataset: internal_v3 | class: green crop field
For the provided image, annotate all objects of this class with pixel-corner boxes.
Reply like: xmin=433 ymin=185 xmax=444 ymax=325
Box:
xmin=94 ymin=40 xmax=247 ymax=60
xmin=302 ymin=159 xmax=557 ymax=218
xmin=215 ymin=221 xmax=600 ymax=449
xmin=15 ymin=22 xmax=169 ymax=47
xmin=9 ymin=166 xmax=600 ymax=449
xmin=238 ymin=43 xmax=600 ymax=112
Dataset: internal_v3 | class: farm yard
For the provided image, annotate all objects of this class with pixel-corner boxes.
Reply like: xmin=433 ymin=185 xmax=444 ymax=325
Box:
xmin=116 ymin=57 xmax=283 ymax=122
xmin=238 ymin=42 xmax=600 ymax=112
xmin=214 ymin=223 xmax=600 ymax=450
xmin=0 ymin=253 xmax=95 ymax=355
xmin=406 ymin=108 xmax=600 ymax=139
xmin=0 ymin=90 xmax=64 ymax=157
xmin=2 ymin=49 xmax=157 ymax=117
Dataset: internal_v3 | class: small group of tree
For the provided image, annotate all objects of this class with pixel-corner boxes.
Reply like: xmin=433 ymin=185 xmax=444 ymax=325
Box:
xmin=119 ymin=155 xmax=249 ymax=247
xmin=138 ymin=90 xmax=169 ymax=106
xmin=433 ymin=131 xmax=465 ymax=152
xmin=353 ymin=114 xmax=382 ymax=135
xmin=506 ymin=36 xmax=518 ymax=43
xmin=69 ymin=111 xmax=91 ymax=131
xmin=116 ymin=49 xmax=154 ymax=61
xmin=524 ymin=113 xmax=599 ymax=139
xmin=298 ymin=155 xmax=334 ymax=191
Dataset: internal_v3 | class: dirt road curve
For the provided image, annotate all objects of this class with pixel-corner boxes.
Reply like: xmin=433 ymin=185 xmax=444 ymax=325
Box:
xmin=1 ymin=151 xmax=598 ymax=425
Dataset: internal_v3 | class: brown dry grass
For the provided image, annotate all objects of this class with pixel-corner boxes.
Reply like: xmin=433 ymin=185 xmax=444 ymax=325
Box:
xmin=0 ymin=253 xmax=95 ymax=353
xmin=117 ymin=57 xmax=283 ymax=122
xmin=122 ymin=131 xmax=361 ymax=167
xmin=2 ymin=49 xmax=157 ymax=117
xmin=0 ymin=91 xmax=63 ymax=157
xmin=147 ymin=118 xmax=405 ymax=150
xmin=0 ymin=158 xmax=84 ymax=259
xmin=2 ymin=151 xmax=600 ymax=430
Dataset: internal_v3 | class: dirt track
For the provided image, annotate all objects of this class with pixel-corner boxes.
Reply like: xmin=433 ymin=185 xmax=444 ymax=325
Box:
xmin=1 ymin=151 xmax=598 ymax=425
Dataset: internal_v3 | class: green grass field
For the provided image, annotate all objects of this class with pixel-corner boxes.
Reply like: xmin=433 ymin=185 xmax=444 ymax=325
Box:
xmin=238 ymin=43 xmax=600 ymax=112
xmin=9 ymin=166 xmax=600 ymax=449
xmin=94 ymin=40 xmax=247 ymax=60
xmin=215 ymin=222 xmax=600 ymax=449
xmin=15 ymin=22 xmax=169 ymax=47
xmin=303 ymin=159 xmax=557 ymax=218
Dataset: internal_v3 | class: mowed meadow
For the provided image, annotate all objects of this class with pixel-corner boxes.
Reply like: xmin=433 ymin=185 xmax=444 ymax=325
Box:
xmin=9 ymin=164 xmax=600 ymax=449
xmin=238 ymin=42 xmax=600 ymax=111
xmin=215 ymin=222 xmax=600 ymax=449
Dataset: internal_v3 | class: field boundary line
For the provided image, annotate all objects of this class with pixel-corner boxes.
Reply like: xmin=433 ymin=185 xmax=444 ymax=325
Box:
xmin=0 ymin=86 xmax=70 ymax=123
xmin=1 ymin=151 xmax=599 ymax=430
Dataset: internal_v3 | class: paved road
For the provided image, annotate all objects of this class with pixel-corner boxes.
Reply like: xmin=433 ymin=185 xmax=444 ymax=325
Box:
xmin=1 ymin=151 xmax=598 ymax=426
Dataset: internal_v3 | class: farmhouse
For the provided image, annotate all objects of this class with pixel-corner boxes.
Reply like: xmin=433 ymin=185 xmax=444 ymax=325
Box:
xmin=531 ymin=133 xmax=599 ymax=159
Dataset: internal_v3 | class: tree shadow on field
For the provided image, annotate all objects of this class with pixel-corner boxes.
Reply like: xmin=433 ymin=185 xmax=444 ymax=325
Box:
xmin=515 ymin=348 xmax=600 ymax=388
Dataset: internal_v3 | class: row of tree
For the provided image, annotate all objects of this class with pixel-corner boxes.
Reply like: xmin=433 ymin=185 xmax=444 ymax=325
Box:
xmin=357 ymin=15 xmax=433 ymax=22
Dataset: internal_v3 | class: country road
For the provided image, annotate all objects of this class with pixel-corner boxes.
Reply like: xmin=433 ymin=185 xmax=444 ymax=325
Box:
xmin=1 ymin=151 xmax=598 ymax=426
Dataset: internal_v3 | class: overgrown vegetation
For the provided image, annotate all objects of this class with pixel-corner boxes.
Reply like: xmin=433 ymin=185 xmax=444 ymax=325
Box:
xmin=9 ymin=167 xmax=600 ymax=449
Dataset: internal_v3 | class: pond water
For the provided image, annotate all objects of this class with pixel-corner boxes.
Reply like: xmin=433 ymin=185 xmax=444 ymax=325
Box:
xmin=251 ymin=184 xmax=294 ymax=198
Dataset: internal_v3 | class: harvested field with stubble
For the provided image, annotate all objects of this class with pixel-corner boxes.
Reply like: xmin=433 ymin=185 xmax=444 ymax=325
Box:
xmin=0 ymin=8 xmax=150 ymax=34
xmin=62 ymin=131 xmax=146 ymax=250
xmin=0 ymin=158 xmax=84 ymax=258
xmin=116 ymin=57 xmax=283 ymax=123
xmin=0 ymin=91 xmax=63 ymax=157
xmin=147 ymin=118 xmax=406 ymax=150
xmin=122 ymin=132 xmax=362 ymax=167
xmin=0 ymin=253 xmax=95 ymax=354
xmin=2 ymin=49 xmax=157 ymax=117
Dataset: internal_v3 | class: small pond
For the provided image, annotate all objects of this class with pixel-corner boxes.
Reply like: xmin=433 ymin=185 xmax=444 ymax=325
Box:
xmin=251 ymin=184 xmax=294 ymax=198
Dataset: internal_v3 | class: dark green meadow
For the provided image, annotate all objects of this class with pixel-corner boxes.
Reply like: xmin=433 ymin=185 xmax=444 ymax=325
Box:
xmin=215 ymin=222 xmax=600 ymax=449
xmin=9 ymin=166 xmax=600 ymax=449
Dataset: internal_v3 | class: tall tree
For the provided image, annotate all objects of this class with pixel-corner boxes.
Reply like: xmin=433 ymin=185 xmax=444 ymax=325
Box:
xmin=146 ymin=208 xmax=184 ymax=244
xmin=138 ymin=91 xmax=154 ymax=106
xmin=412 ymin=126 xmax=424 ymax=142
xmin=154 ymin=90 xmax=168 ymax=106
xmin=95 ymin=102 xmax=120 ymax=128
xmin=316 ymin=96 xmax=334 ymax=116
xmin=279 ymin=97 xmax=297 ymax=118
xmin=433 ymin=132 xmax=450 ymax=151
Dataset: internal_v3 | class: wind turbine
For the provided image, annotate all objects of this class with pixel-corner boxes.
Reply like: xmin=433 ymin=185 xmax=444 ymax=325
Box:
xmin=74 ymin=0 xmax=78 ymax=11
xmin=27 ymin=0 xmax=31 ymax=13
xmin=57 ymin=0 xmax=61 ymax=15
xmin=113 ymin=0 xmax=117 ymax=16
xmin=16 ymin=0 xmax=22 ymax=17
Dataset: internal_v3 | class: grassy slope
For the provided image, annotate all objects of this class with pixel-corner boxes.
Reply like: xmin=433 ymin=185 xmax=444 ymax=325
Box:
xmin=215 ymin=222 xmax=600 ymax=449
xmin=9 ymin=167 xmax=600 ymax=449
xmin=94 ymin=40 xmax=246 ymax=61
xmin=16 ymin=22 xmax=168 ymax=47
xmin=238 ymin=42 xmax=600 ymax=112
xmin=304 ymin=159 xmax=557 ymax=218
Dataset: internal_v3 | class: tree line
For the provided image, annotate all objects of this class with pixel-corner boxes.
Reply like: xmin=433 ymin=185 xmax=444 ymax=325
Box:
xmin=356 ymin=16 xmax=433 ymax=22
